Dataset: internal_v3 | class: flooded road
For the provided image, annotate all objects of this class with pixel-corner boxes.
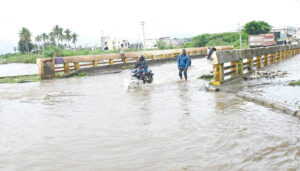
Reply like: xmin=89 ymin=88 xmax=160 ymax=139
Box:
xmin=0 ymin=63 xmax=37 ymax=77
xmin=1 ymin=58 xmax=300 ymax=170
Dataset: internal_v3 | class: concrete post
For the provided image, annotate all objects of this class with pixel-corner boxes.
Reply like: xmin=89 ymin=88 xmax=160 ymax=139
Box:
xmin=36 ymin=58 xmax=55 ymax=79
xmin=247 ymin=57 xmax=253 ymax=73
xmin=74 ymin=62 xmax=80 ymax=70
xmin=256 ymin=56 xmax=261 ymax=69
xmin=231 ymin=61 xmax=238 ymax=78
xmin=263 ymin=55 xmax=268 ymax=67
xmin=93 ymin=61 xmax=98 ymax=67
xmin=238 ymin=59 xmax=243 ymax=75
xmin=151 ymin=55 xmax=155 ymax=60
xmin=109 ymin=59 xmax=114 ymax=65
xmin=276 ymin=52 xmax=280 ymax=62
xmin=64 ymin=63 xmax=70 ymax=74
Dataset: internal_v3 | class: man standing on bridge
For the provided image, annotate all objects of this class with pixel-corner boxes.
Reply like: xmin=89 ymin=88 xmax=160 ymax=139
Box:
xmin=177 ymin=49 xmax=190 ymax=81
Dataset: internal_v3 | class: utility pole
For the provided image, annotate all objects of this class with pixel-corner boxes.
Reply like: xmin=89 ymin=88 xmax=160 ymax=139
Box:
xmin=140 ymin=21 xmax=146 ymax=49
xmin=238 ymin=23 xmax=242 ymax=49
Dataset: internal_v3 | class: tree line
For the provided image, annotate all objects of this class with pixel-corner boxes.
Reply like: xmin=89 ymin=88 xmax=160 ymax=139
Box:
xmin=18 ymin=25 xmax=78 ymax=53
xmin=183 ymin=20 xmax=272 ymax=49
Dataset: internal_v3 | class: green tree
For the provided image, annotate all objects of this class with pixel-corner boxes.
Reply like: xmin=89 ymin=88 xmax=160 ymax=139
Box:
xmin=18 ymin=40 xmax=33 ymax=53
xmin=41 ymin=33 xmax=49 ymax=46
xmin=52 ymin=25 xmax=63 ymax=46
xmin=19 ymin=27 xmax=32 ymax=53
xmin=72 ymin=33 xmax=78 ymax=49
xmin=243 ymin=20 xmax=271 ymax=35
xmin=64 ymin=29 xmax=72 ymax=48
xmin=35 ymin=35 xmax=41 ymax=53
xmin=157 ymin=40 xmax=167 ymax=50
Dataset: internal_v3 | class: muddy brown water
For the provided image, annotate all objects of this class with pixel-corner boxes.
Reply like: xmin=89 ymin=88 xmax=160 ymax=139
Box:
xmin=0 ymin=58 xmax=300 ymax=170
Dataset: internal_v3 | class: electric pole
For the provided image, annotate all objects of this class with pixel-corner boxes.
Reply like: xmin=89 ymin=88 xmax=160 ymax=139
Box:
xmin=140 ymin=21 xmax=146 ymax=49
xmin=238 ymin=23 xmax=242 ymax=49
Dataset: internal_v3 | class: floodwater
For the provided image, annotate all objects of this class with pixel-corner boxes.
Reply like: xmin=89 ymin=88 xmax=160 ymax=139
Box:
xmin=1 ymin=58 xmax=300 ymax=170
xmin=0 ymin=63 xmax=37 ymax=77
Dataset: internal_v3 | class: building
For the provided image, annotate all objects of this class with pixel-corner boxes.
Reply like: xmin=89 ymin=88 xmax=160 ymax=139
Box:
xmin=145 ymin=39 xmax=158 ymax=49
xmin=158 ymin=37 xmax=187 ymax=47
xmin=101 ymin=36 xmax=129 ymax=50
xmin=272 ymin=26 xmax=298 ymax=44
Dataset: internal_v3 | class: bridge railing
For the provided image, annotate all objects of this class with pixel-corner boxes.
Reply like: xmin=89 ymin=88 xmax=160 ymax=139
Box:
xmin=210 ymin=44 xmax=300 ymax=86
xmin=37 ymin=46 xmax=234 ymax=79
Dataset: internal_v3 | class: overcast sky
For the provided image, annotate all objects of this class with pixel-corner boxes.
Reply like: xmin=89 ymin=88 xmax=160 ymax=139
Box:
xmin=0 ymin=0 xmax=300 ymax=54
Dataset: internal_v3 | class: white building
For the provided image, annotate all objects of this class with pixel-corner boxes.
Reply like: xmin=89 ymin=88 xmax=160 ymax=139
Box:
xmin=158 ymin=37 xmax=187 ymax=47
xmin=101 ymin=36 xmax=129 ymax=50
xmin=145 ymin=39 xmax=158 ymax=49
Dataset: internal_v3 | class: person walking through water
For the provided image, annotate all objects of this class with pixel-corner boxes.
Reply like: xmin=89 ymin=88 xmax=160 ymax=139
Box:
xmin=177 ymin=49 xmax=190 ymax=81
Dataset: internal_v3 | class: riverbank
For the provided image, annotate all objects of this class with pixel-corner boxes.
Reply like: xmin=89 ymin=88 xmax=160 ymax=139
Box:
xmin=0 ymin=48 xmax=162 ymax=64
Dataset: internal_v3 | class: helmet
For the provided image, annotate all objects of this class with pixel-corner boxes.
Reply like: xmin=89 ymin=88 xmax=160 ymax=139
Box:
xmin=139 ymin=55 xmax=144 ymax=60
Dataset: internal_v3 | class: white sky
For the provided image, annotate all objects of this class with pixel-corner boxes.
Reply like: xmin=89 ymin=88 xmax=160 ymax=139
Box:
xmin=0 ymin=0 xmax=300 ymax=54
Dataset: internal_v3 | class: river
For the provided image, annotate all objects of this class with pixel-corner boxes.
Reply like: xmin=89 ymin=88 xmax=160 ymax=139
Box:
xmin=0 ymin=58 xmax=299 ymax=170
xmin=0 ymin=63 xmax=37 ymax=77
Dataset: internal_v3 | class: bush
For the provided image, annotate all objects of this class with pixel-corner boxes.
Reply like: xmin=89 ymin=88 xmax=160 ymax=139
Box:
xmin=43 ymin=45 xmax=63 ymax=57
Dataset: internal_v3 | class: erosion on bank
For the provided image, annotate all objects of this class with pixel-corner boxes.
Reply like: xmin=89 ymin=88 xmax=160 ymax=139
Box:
xmin=0 ymin=72 xmax=88 ymax=84
xmin=289 ymin=80 xmax=300 ymax=86
xmin=0 ymin=75 xmax=40 ymax=84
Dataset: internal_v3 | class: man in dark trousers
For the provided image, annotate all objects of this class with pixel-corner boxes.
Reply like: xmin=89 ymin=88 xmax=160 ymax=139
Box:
xmin=177 ymin=49 xmax=190 ymax=81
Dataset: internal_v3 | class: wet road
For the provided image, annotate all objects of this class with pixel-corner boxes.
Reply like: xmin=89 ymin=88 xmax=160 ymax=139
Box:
xmin=1 ymin=58 xmax=300 ymax=170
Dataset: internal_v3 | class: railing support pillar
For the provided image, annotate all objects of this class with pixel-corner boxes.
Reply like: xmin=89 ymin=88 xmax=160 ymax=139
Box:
xmin=231 ymin=61 xmax=238 ymax=78
xmin=238 ymin=59 xmax=243 ymax=75
xmin=247 ymin=57 xmax=253 ymax=73
xmin=263 ymin=55 xmax=268 ymax=67
xmin=109 ymin=59 xmax=114 ymax=65
xmin=93 ymin=61 xmax=98 ymax=67
xmin=64 ymin=63 xmax=70 ymax=74
xmin=74 ymin=62 xmax=80 ymax=70
xmin=151 ymin=55 xmax=155 ymax=60
xmin=276 ymin=52 xmax=280 ymax=62
xmin=256 ymin=56 xmax=261 ymax=69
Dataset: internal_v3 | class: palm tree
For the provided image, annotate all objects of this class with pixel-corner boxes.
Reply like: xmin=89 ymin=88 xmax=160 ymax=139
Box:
xmin=64 ymin=29 xmax=72 ymax=48
xmin=41 ymin=33 xmax=48 ymax=47
xmin=72 ymin=33 xmax=78 ymax=50
xmin=52 ymin=25 xmax=63 ymax=46
xmin=49 ymin=32 xmax=56 ymax=45
xmin=19 ymin=27 xmax=32 ymax=53
xmin=35 ymin=35 xmax=41 ymax=54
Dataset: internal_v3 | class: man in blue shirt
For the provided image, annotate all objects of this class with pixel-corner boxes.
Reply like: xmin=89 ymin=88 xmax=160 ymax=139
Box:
xmin=134 ymin=55 xmax=148 ymax=79
xmin=177 ymin=49 xmax=190 ymax=81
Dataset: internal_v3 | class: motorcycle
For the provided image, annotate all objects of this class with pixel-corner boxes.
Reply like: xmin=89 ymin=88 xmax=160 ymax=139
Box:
xmin=131 ymin=69 xmax=154 ymax=84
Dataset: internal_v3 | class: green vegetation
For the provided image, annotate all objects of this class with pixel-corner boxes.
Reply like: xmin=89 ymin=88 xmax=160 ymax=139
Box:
xmin=0 ymin=75 xmax=40 ymax=84
xmin=243 ymin=20 xmax=271 ymax=35
xmin=289 ymin=80 xmax=300 ymax=86
xmin=183 ymin=32 xmax=248 ymax=49
xmin=198 ymin=74 xmax=213 ymax=81
xmin=0 ymin=53 xmax=42 ymax=63
xmin=77 ymin=72 xmax=87 ymax=77
xmin=183 ymin=20 xmax=272 ymax=49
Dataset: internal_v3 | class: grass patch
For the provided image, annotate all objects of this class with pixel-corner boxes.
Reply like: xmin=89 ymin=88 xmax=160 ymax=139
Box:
xmin=198 ymin=74 xmax=213 ymax=81
xmin=289 ymin=80 xmax=300 ymax=86
xmin=0 ymin=75 xmax=40 ymax=84
xmin=77 ymin=72 xmax=87 ymax=77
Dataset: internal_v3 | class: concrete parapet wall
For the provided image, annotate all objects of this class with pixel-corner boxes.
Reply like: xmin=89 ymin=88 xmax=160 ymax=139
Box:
xmin=210 ymin=44 xmax=300 ymax=86
xmin=36 ymin=46 xmax=234 ymax=79
xmin=213 ymin=44 xmax=300 ymax=64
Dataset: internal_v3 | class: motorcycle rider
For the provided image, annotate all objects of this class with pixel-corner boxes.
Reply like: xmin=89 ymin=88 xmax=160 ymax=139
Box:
xmin=134 ymin=55 xmax=148 ymax=79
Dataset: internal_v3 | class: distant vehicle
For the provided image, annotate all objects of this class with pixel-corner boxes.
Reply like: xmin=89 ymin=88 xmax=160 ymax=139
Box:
xmin=248 ymin=33 xmax=276 ymax=48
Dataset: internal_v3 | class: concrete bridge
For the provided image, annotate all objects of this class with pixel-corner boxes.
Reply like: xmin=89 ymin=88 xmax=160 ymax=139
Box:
xmin=36 ymin=46 xmax=234 ymax=79
xmin=210 ymin=44 xmax=300 ymax=86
